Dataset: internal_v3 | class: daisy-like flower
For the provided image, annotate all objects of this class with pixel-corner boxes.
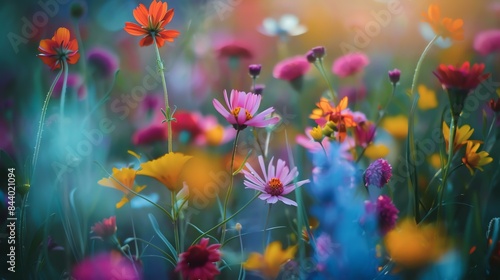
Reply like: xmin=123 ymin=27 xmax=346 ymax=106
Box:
xmin=212 ymin=90 xmax=279 ymax=130
xmin=38 ymin=27 xmax=80 ymax=70
xmin=124 ymin=0 xmax=180 ymax=47
xmin=331 ymin=52 xmax=369 ymax=78
xmin=422 ymin=4 xmax=464 ymax=41
xmin=175 ymin=238 xmax=221 ymax=280
xmin=91 ymin=216 xmax=117 ymax=240
xmin=242 ymin=156 xmax=309 ymax=206
xmin=98 ymin=168 xmax=146 ymax=208
xmin=462 ymin=141 xmax=493 ymax=175
xmin=310 ymin=97 xmax=356 ymax=142
xmin=244 ymin=241 xmax=297 ymax=279
xmin=137 ymin=152 xmax=192 ymax=192
xmin=258 ymin=14 xmax=307 ymax=41
xmin=442 ymin=122 xmax=481 ymax=153
xmin=433 ymin=62 xmax=489 ymax=119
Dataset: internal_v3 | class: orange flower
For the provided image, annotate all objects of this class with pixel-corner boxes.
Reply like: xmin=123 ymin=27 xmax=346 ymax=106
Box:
xmin=310 ymin=97 xmax=355 ymax=142
xmin=124 ymin=0 xmax=180 ymax=47
xmin=462 ymin=141 xmax=493 ymax=175
xmin=422 ymin=4 xmax=464 ymax=40
xmin=37 ymin=27 xmax=80 ymax=70
xmin=98 ymin=167 xmax=146 ymax=208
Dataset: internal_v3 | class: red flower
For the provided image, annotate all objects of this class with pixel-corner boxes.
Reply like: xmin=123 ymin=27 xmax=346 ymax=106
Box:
xmin=38 ymin=27 xmax=80 ymax=70
xmin=216 ymin=41 xmax=253 ymax=59
xmin=91 ymin=216 xmax=117 ymax=239
xmin=175 ymin=238 xmax=221 ymax=280
xmin=433 ymin=62 xmax=490 ymax=91
xmin=124 ymin=0 xmax=180 ymax=47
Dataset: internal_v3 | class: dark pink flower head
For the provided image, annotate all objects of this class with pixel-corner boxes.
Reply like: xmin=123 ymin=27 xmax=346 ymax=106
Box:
xmin=365 ymin=195 xmax=399 ymax=235
xmin=175 ymin=238 xmax=221 ymax=280
xmin=388 ymin=68 xmax=401 ymax=84
xmin=53 ymin=73 xmax=87 ymax=100
xmin=474 ymin=30 xmax=500 ymax=56
xmin=91 ymin=216 xmax=117 ymax=239
xmin=72 ymin=252 xmax=142 ymax=280
xmin=433 ymin=62 xmax=490 ymax=92
xmin=213 ymin=89 xmax=280 ymax=130
xmin=338 ymin=85 xmax=367 ymax=102
xmin=216 ymin=41 xmax=253 ymax=59
xmin=364 ymin=158 xmax=392 ymax=188
xmin=332 ymin=52 xmax=370 ymax=78
xmin=87 ymin=47 xmax=119 ymax=78
xmin=243 ymin=156 xmax=310 ymax=206
xmin=273 ymin=56 xmax=311 ymax=81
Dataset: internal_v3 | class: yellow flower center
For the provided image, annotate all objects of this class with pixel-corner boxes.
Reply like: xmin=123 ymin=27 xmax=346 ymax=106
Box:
xmin=267 ymin=177 xmax=284 ymax=196
xmin=231 ymin=107 xmax=253 ymax=121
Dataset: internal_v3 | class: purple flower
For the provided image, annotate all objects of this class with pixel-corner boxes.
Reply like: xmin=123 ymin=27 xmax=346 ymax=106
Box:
xmin=365 ymin=195 xmax=399 ymax=235
xmin=87 ymin=47 xmax=119 ymax=78
xmin=332 ymin=52 xmax=369 ymax=78
xmin=248 ymin=64 xmax=262 ymax=78
xmin=474 ymin=29 xmax=500 ymax=56
xmin=273 ymin=56 xmax=311 ymax=81
xmin=252 ymin=84 xmax=265 ymax=95
xmin=213 ymin=89 xmax=279 ymax=130
xmin=53 ymin=73 xmax=87 ymax=100
xmin=243 ymin=156 xmax=309 ymax=206
xmin=364 ymin=158 xmax=392 ymax=188
xmin=388 ymin=68 xmax=401 ymax=84
xmin=72 ymin=252 xmax=141 ymax=280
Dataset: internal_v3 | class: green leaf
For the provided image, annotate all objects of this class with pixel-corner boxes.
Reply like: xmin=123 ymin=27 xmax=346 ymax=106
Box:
xmin=148 ymin=213 xmax=177 ymax=260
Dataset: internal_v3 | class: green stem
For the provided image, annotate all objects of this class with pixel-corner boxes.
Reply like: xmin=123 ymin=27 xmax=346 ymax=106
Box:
xmin=407 ymin=35 xmax=439 ymax=223
xmin=315 ymin=59 xmax=337 ymax=102
xmin=193 ymin=192 xmax=259 ymax=245
xmin=18 ymin=192 xmax=29 ymax=278
xmin=59 ymin=60 xmax=69 ymax=130
xmin=153 ymin=38 xmax=173 ymax=154
xmin=438 ymin=115 xmax=457 ymax=223
xmin=221 ymin=129 xmax=241 ymax=243
xmin=32 ymin=67 xmax=64 ymax=176
xmin=263 ymin=204 xmax=272 ymax=250
xmin=171 ymin=192 xmax=180 ymax=256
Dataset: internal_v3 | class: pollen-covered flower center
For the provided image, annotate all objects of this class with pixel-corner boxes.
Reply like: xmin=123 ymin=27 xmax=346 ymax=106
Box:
xmin=186 ymin=246 xmax=209 ymax=268
xmin=266 ymin=177 xmax=284 ymax=196
xmin=231 ymin=107 xmax=253 ymax=121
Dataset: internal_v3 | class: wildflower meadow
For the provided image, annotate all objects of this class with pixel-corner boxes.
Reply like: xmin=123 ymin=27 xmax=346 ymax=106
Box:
xmin=2 ymin=0 xmax=500 ymax=279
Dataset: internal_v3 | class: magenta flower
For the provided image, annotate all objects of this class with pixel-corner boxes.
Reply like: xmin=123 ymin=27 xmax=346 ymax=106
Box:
xmin=474 ymin=29 xmax=500 ymax=56
xmin=91 ymin=216 xmax=117 ymax=240
xmin=332 ymin=52 xmax=370 ymax=78
xmin=216 ymin=41 xmax=253 ymax=59
xmin=243 ymin=156 xmax=310 ymax=206
xmin=53 ymin=73 xmax=87 ymax=100
xmin=273 ymin=56 xmax=311 ymax=81
xmin=365 ymin=195 xmax=399 ymax=235
xmin=87 ymin=47 xmax=119 ymax=78
xmin=175 ymin=238 xmax=221 ymax=280
xmin=72 ymin=252 xmax=141 ymax=280
xmin=364 ymin=159 xmax=392 ymax=188
xmin=213 ymin=90 xmax=279 ymax=130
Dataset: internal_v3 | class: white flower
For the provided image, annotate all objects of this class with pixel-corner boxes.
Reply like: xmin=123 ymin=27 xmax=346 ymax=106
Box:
xmin=258 ymin=14 xmax=307 ymax=40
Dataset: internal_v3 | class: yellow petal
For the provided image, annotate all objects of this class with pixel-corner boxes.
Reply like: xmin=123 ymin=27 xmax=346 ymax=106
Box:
xmin=417 ymin=85 xmax=438 ymax=110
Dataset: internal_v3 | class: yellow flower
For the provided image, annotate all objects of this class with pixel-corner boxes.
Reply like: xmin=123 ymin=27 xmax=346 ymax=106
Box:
xmin=382 ymin=115 xmax=408 ymax=139
xmin=384 ymin=218 xmax=448 ymax=268
xmin=98 ymin=167 xmax=146 ymax=208
xmin=243 ymin=241 xmax=297 ymax=279
xmin=364 ymin=143 xmax=389 ymax=159
xmin=417 ymin=84 xmax=438 ymax=110
xmin=462 ymin=141 xmax=493 ymax=175
xmin=309 ymin=126 xmax=324 ymax=142
xmin=205 ymin=125 xmax=225 ymax=146
xmin=442 ymin=122 xmax=480 ymax=153
xmin=137 ymin=152 xmax=193 ymax=192
xmin=428 ymin=153 xmax=443 ymax=169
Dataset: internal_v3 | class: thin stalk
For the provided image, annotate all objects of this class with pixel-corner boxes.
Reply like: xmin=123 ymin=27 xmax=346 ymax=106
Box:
xmin=171 ymin=192 xmax=180 ymax=257
xmin=237 ymin=228 xmax=245 ymax=280
xmin=153 ymin=38 xmax=173 ymax=153
xmin=438 ymin=115 xmax=457 ymax=223
xmin=221 ymin=129 xmax=241 ymax=243
xmin=262 ymin=204 xmax=272 ymax=250
xmin=407 ymin=35 xmax=439 ymax=223
xmin=314 ymin=58 xmax=336 ymax=102
xmin=193 ymin=192 xmax=259 ymax=245
xmin=32 ymin=67 xmax=63 ymax=175
xmin=59 ymin=60 xmax=69 ymax=126
xmin=264 ymin=130 xmax=271 ymax=158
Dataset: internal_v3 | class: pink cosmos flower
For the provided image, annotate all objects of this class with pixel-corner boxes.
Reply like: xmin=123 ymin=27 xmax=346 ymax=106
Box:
xmin=332 ymin=52 xmax=370 ymax=78
xmin=243 ymin=156 xmax=310 ymax=206
xmin=213 ymin=90 xmax=279 ymax=130
xmin=474 ymin=30 xmax=500 ymax=56
xmin=175 ymin=238 xmax=221 ymax=280
xmin=273 ymin=56 xmax=311 ymax=81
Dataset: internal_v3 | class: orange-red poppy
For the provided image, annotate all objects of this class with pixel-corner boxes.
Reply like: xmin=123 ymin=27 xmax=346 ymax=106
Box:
xmin=124 ymin=0 xmax=180 ymax=47
xmin=37 ymin=27 xmax=80 ymax=70
xmin=422 ymin=4 xmax=464 ymax=41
